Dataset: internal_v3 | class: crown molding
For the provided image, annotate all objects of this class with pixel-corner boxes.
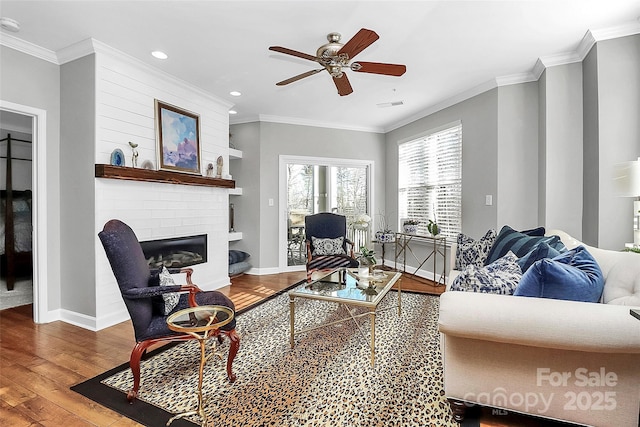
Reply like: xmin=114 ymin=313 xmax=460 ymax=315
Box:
xmin=258 ymin=114 xmax=384 ymax=134
xmin=0 ymin=33 xmax=58 ymax=64
xmin=56 ymin=38 xmax=96 ymax=64
xmin=384 ymin=78 xmax=498 ymax=132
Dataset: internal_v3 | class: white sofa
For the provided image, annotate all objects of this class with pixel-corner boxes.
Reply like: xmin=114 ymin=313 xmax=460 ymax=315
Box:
xmin=438 ymin=230 xmax=640 ymax=426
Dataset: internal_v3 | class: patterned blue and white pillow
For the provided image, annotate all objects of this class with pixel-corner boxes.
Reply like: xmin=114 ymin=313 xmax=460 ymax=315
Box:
xmin=455 ymin=229 xmax=497 ymax=270
xmin=450 ymin=251 xmax=522 ymax=295
xmin=311 ymin=236 xmax=346 ymax=256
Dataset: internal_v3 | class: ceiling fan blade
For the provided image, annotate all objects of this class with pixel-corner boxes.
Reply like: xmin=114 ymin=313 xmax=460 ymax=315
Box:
xmin=269 ymin=46 xmax=318 ymax=62
xmin=333 ymin=74 xmax=353 ymax=96
xmin=276 ymin=69 xmax=323 ymax=86
xmin=337 ymin=28 xmax=379 ymax=60
xmin=351 ymin=61 xmax=407 ymax=76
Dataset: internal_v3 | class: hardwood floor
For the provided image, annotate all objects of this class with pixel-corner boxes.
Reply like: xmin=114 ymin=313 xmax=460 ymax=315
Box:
xmin=0 ymin=270 xmax=523 ymax=427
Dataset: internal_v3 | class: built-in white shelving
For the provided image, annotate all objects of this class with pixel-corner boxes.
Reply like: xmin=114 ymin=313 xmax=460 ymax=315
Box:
xmin=228 ymin=231 xmax=243 ymax=241
xmin=229 ymin=148 xmax=243 ymax=241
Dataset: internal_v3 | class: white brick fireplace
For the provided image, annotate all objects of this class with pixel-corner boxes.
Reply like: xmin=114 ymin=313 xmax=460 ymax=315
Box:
xmin=86 ymin=40 xmax=233 ymax=330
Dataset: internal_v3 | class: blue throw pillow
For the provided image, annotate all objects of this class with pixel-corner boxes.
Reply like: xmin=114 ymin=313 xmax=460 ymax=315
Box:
xmin=514 ymin=246 xmax=604 ymax=302
xmin=229 ymin=250 xmax=250 ymax=265
xmin=484 ymin=225 xmax=566 ymax=266
xmin=516 ymin=242 xmax=562 ymax=273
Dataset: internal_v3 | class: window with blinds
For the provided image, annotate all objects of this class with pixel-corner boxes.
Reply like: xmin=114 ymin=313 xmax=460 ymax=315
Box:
xmin=398 ymin=122 xmax=462 ymax=238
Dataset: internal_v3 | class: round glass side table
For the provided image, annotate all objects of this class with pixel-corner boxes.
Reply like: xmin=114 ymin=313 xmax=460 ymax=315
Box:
xmin=165 ymin=305 xmax=234 ymax=426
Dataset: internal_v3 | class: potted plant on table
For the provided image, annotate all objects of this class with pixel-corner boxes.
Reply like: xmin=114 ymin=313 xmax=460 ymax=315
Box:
xmin=427 ymin=219 xmax=440 ymax=237
xmin=403 ymin=219 xmax=419 ymax=234
xmin=357 ymin=246 xmax=377 ymax=277
xmin=374 ymin=212 xmax=395 ymax=243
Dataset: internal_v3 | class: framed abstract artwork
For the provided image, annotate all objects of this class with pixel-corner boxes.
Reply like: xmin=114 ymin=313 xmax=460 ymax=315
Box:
xmin=155 ymin=100 xmax=201 ymax=175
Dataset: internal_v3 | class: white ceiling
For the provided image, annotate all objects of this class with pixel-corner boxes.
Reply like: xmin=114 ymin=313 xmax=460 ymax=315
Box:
xmin=1 ymin=1 xmax=639 ymax=133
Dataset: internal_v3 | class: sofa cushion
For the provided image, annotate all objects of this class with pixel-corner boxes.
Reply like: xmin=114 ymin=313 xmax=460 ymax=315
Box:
xmin=450 ymin=251 xmax=522 ymax=295
xmin=485 ymin=225 xmax=566 ymax=266
xmin=455 ymin=229 xmax=497 ymax=270
xmin=516 ymin=242 xmax=563 ymax=273
xmin=514 ymin=246 xmax=604 ymax=302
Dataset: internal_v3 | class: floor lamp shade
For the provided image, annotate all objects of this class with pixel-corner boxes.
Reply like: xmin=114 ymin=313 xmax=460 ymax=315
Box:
xmin=614 ymin=158 xmax=640 ymax=246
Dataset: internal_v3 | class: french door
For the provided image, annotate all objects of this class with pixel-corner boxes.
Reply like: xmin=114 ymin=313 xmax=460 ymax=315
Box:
xmin=279 ymin=155 xmax=373 ymax=270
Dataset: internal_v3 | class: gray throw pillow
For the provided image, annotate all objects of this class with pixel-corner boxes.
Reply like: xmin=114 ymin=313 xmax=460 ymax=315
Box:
xmin=311 ymin=236 xmax=346 ymax=256
xmin=159 ymin=266 xmax=180 ymax=315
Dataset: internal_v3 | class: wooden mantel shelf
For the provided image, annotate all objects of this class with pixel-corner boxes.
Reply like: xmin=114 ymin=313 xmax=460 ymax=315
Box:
xmin=95 ymin=164 xmax=235 ymax=189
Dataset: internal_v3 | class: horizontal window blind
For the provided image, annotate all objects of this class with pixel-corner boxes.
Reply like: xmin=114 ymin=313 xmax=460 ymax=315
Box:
xmin=398 ymin=123 xmax=462 ymax=238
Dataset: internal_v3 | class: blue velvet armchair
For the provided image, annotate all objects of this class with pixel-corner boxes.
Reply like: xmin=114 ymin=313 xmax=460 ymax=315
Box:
xmin=305 ymin=212 xmax=358 ymax=281
xmin=98 ymin=219 xmax=240 ymax=402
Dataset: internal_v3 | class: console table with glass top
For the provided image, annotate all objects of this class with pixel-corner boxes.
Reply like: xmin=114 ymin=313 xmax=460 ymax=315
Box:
xmin=394 ymin=232 xmax=447 ymax=286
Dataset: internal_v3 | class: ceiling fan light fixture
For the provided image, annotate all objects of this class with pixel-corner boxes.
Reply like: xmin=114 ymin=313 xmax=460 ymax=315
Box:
xmin=229 ymin=110 xmax=237 ymax=115
xmin=229 ymin=91 xmax=242 ymax=97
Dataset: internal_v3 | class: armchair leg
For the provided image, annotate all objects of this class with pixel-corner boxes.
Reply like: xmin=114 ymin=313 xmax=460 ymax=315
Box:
xmin=224 ymin=329 xmax=240 ymax=383
xmin=448 ymin=398 xmax=468 ymax=422
xmin=128 ymin=341 xmax=155 ymax=403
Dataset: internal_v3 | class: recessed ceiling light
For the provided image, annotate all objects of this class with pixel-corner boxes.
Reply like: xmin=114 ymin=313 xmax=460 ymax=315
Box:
xmin=376 ymin=101 xmax=404 ymax=108
xmin=151 ymin=51 xmax=168 ymax=60
xmin=229 ymin=110 xmax=237 ymax=115
xmin=0 ymin=17 xmax=20 ymax=33
xmin=230 ymin=91 xmax=241 ymax=97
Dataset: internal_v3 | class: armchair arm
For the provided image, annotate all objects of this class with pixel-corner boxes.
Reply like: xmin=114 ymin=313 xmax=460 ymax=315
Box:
xmin=345 ymin=238 xmax=356 ymax=258
xmin=122 ymin=285 xmax=182 ymax=300
xmin=439 ymin=291 xmax=640 ymax=353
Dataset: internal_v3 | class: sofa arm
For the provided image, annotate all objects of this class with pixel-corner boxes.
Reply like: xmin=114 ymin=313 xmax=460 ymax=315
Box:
xmin=439 ymin=291 xmax=640 ymax=353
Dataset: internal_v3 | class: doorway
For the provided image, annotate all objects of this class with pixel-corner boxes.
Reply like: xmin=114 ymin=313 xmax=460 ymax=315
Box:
xmin=0 ymin=111 xmax=33 ymax=309
xmin=279 ymin=155 xmax=374 ymax=270
xmin=0 ymin=100 xmax=48 ymax=322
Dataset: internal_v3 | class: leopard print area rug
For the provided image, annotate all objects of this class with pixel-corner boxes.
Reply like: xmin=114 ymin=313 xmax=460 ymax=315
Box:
xmin=102 ymin=291 xmax=458 ymax=426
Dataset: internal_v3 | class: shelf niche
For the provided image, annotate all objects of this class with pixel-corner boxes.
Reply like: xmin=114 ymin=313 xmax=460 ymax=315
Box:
xmin=95 ymin=164 xmax=236 ymax=189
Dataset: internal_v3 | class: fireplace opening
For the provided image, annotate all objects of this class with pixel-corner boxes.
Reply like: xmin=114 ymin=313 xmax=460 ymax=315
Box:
xmin=140 ymin=234 xmax=207 ymax=269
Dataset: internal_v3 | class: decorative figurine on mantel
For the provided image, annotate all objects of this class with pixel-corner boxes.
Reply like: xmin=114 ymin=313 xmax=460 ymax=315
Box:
xmin=216 ymin=155 xmax=223 ymax=178
xmin=206 ymin=163 xmax=214 ymax=177
xmin=128 ymin=141 xmax=139 ymax=168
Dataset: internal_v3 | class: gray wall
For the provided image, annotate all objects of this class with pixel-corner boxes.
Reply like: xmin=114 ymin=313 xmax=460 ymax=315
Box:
xmin=386 ymin=89 xmax=499 ymax=240
xmin=60 ymin=55 xmax=96 ymax=316
xmin=0 ymin=46 xmax=61 ymax=311
xmin=228 ymin=122 xmax=261 ymax=265
xmin=594 ymin=35 xmax=640 ymax=249
xmin=231 ymin=121 xmax=386 ymax=270
xmin=540 ymin=62 xmax=584 ymax=238
xmin=582 ymin=46 xmax=600 ymax=245
xmin=497 ymin=82 xmax=539 ymax=229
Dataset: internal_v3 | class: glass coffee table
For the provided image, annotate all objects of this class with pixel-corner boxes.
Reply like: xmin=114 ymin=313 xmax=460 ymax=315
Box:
xmin=288 ymin=268 xmax=402 ymax=366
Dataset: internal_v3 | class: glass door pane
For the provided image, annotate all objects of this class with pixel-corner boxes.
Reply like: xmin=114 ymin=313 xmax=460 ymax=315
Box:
xmin=286 ymin=162 xmax=370 ymax=267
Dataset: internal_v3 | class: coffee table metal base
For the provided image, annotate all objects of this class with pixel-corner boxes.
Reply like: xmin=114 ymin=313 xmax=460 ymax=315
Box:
xmin=288 ymin=269 xmax=402 ymax=367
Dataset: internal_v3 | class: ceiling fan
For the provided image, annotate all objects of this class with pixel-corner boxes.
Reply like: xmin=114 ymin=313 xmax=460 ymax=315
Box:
xmin=268 ymin=28 xmax=406 ymax=96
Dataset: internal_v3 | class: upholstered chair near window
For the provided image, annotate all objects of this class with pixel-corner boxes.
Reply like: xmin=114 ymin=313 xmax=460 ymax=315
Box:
xmin=98 ymin=219 xmax=240 ymax=402
xmin=305 ymin=213 xmax=358 ymax=281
